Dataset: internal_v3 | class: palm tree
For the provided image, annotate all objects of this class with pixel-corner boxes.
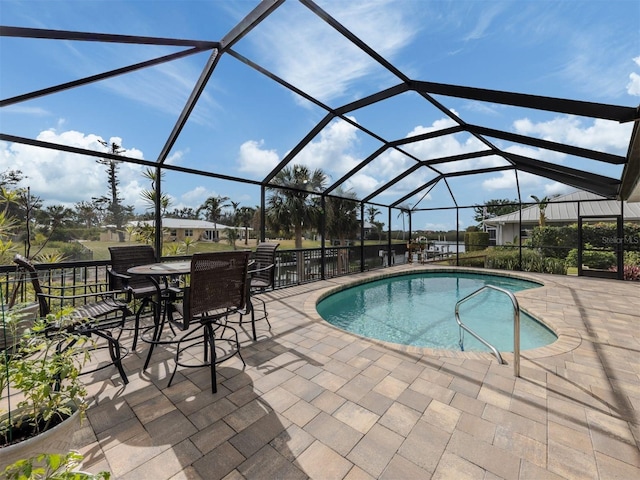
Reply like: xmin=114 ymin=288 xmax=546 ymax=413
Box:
xmin=266 ymin=165 xmax=327 ymax=249
xmin=366 ymin=205 xmax=380 ymax=224
xmin=396 ymin=205 xmax=410 ymax=240
xmin=182 ymin=237 xmax=197 ymax=254
xmin=326 ymin=188 xmax=359 ymax=273
xmin=366 ymin=205 xmax=382 ymax=239
xmin=237 ymin=206 xmax=256 ymax=245
xmin=197 ymin=195 xmax=230 ymax=242
xmin=141 ymin=168 xmax=172 ymax=215
xmin=530 ymin=195 xmax=549 ymax=227
xmin=326 ymin=188 xmax=359 ymax=246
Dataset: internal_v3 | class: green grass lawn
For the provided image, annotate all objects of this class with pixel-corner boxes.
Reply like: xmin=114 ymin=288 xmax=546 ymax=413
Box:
xmin=81 ymin=238 xmax=406 ymax=261
xmin=19 ymin=237 xmax=407 ymax=263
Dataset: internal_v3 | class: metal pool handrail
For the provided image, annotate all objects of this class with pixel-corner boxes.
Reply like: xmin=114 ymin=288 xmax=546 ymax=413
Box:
xmin=455 ymin=284 xmax=520 ymax=377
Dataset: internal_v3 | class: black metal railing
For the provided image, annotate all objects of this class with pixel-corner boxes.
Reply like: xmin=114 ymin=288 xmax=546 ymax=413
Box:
xmin=1 ymin=245 xmax=412 ymax=310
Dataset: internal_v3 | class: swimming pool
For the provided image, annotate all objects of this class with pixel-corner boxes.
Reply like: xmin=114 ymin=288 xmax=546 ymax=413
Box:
xmin=316 ymin=271 xmax=557 ymax=352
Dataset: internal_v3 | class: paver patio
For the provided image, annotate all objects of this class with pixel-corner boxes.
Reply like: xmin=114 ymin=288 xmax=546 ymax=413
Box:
xmin=74 ymin=264 xmax=640 ymax=479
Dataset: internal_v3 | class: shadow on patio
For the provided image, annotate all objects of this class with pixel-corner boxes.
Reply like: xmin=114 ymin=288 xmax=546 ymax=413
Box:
xmin=74 ymin=265 xmax=640 ymax=479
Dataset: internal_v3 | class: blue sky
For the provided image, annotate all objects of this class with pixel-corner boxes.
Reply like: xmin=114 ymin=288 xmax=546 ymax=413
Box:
xmin=1 ymin=0 xmax=639 ymax=231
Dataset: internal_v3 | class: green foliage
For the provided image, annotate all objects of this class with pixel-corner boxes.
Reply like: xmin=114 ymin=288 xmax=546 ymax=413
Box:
xmin=162 ymin=243 xmax=185 ymax=257
xmin=529 ymin=226 xmax=576 ymax=259
xmin=464 ymin=231 xmax=489 ymax=252
xmin=1 ymin=308 xmax=90 ymax=444
xmin=56 ymin=242 xmax=92 ymax=261
xmin=33 ymin=252 xmax=67 ymax=264
xmin=4 ymin=451 xmax=110 ymax=479
xmin=486 ymin=248 xmax=567 ymax=275
xmin=266 ymin=165 xmax=327 ymax=249
xmin=457 ymin=254 xmax=486 ymax=268
xmin=564 ymin=244 xmax=617 ymax=269
xmin=326 ymin=189 xmax=359 ymax=244
xmin=530 ymin=222 xmax=640 ymax=260
xmin=181 ymin=237 xmax=197 ymax=254
xmin=473 ymin=199 xmax=520 ymax=224
xmin=624 ymin=250 xmax=640 ymax=266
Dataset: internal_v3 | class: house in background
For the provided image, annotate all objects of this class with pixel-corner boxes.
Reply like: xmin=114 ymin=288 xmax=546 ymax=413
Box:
xmin=147 ymin=218 xmax=250 ymax=242
xmin=483 ymin=190 xmax=640 ymax=246
xmin=101 ymin=218 xmax=249 ymax=242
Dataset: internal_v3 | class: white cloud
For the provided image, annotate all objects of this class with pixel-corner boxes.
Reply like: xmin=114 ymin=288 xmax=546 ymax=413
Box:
xmin=0 ymin=129 xmax=147 ymax=209
xmin=2 ymin=105 xmax=51 ymax=116
xmin=463 ymin=3 xmax=505 ymax=41
xmin=237 ymin=139 xmax=281 ymax=176
xmin=253 ymin=0 xmax=418 ymax=103
xmin=238 ymin=118 xmax=362 ymax=181
xmin=165 ymin=149 xmax=188 ymax=166
xmin=180 ymin=186 xmax=211 ymax=206
xmin=294 ymin=119 xmax=361 ymax=174
xmin=627 ymin=72 xmax=640 ymax=97
xmin=61 ymin=42 xmax=219 ymax=126
xmin=345 ymin=172 xmax=379 ymax=194
xmin=482 ymin=170 xmax=542 ymax=191
xmin=543 ymin=182 xmax=573 ymax=196
xmin=513 ymin=115 xmax=631 ymax=152
xmin=629 ymin=56 xmax=640 ymax=96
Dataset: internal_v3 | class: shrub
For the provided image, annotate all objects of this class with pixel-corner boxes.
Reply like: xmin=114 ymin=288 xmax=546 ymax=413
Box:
xmin=624 ymin=250 xmax=640 ymax=266
xmin=464 ymin=231 xmax=488 ymax=252
xmin=623 ymin=264 xmax=640 ymax=281
xmin=565 ymin=244 xmax=617 ymax=270
xmin=4 ymin=451 xmax=110 ymax=479
xmin=58 ymin=242 xmax=93 ymax=261
xmin=486 ymin=248 xmax=567 ymax=275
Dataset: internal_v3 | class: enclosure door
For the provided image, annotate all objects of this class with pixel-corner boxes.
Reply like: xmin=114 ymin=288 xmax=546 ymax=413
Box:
xmin=578 ymin=215 xmax=623 ymax=280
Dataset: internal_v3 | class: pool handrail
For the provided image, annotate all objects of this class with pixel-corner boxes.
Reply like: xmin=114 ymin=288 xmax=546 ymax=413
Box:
xmin=454 ymin=284 xmax=521 ymax=377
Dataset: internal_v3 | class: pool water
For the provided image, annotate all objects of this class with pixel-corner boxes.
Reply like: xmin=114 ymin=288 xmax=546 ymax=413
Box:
xmin=316 ymin=272 xmax=556 ymax=352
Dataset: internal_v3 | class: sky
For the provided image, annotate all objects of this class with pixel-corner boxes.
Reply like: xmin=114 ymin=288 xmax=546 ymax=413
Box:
xmin=1 ymin=0 xmax=639 ymax=232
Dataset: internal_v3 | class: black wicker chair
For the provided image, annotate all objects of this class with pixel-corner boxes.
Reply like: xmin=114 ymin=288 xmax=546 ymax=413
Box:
xmin=13 ymin=254 xmax=131 ymax=384
xmin=241 ymin=242 xmax=279 ymax=340
xmin=167 ymin=251 xmax=250 ymax=393
xmin=108 ymin=245 xmax=167 ymax=351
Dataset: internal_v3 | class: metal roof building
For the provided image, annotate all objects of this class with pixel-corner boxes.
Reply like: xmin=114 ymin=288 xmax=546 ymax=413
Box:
xmin=484 ymin=190 xmax=640 ymax=247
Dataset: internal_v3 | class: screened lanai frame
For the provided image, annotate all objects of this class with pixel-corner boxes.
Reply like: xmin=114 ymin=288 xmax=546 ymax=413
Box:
xmin=1 ymin=0 xmax=639 ymax=266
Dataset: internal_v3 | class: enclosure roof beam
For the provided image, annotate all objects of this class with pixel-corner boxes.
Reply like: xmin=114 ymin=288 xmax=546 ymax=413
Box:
xmin=412 ymin=80 xmax=639 ymax=122
xmin=467 ymin=125 xmax=627 ymax=164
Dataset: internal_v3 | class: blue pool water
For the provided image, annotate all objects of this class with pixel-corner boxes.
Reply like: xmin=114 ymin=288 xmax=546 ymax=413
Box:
xmin=316 ymin=272 xmax=556 ymax=352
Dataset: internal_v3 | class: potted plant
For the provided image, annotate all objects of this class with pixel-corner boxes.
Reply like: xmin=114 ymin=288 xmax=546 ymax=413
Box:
xmin=4 ymin=451 xmax=110 ymax=479
xmin=1 ymin=305 xmax=91 ymax=468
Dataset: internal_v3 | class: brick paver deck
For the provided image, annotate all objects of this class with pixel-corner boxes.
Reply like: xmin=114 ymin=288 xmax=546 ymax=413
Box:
xmin=75 ymin=265 xmax=640 ymax=479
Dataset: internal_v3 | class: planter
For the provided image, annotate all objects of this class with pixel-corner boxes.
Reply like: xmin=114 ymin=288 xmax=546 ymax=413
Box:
xmin=0 ymin=404 xmax=81 ymax=470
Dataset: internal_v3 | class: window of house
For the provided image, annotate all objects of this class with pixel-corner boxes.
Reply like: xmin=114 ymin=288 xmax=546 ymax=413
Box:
xmin=184 ymin=229 xmax=193 ymax=237
xmin=170 ymin=229 xmax=177 ymax=237
xmin=488 ymin=229 xmax=496 ymax=246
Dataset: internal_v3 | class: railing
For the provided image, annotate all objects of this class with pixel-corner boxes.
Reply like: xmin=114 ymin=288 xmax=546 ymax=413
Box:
xmin=454 ymin=285 xmax=521 ymax=377
xmin=1 ymin=245 xmax=410 ymax=308
xmin=1 ymin=259 xmax=113 ymax=312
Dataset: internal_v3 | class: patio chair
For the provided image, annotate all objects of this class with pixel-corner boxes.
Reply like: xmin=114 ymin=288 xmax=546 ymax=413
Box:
xmin=240 ymin=242 xmax=279 ymax=340
xmin=108 ymin=245 xmax=167 ymax=351
xmin=166 ymin=251 xmax=250 ymax=393
xmin=13 ymin=254 xmax=132 ymax=384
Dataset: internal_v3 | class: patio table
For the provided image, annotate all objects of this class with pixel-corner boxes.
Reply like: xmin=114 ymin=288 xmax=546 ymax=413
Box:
xmin=127 ymin=261 xmax=191 ymax=369
xmin=128 ymin=258 xmax=256 ymax=370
